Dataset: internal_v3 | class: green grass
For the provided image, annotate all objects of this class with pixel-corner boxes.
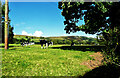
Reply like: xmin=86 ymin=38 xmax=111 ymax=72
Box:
xmin=1 ymin=44 xmax=95 ymax=76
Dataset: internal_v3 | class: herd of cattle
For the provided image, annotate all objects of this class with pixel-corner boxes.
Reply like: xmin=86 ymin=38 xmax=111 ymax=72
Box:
xmin=21 ymin=39 xmax=53 ymax=49
xmin=21 ymin=39 xmax=75 ymax=49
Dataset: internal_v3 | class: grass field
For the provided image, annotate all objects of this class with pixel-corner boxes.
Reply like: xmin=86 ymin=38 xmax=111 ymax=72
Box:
xmin=1 ymin=44 xmax=97 ymax=76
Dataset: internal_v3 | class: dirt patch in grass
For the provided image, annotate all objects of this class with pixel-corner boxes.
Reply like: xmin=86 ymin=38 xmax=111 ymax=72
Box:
xmin=81 ymin=52 xmax=104 ymax=69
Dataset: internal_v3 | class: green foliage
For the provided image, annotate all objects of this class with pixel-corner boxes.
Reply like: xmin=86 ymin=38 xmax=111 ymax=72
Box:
xmin=0 ymin=2 xmax=2 ymax=43
xmin=8 ymin=25 xmax=14 ymax=43
xmin=45 ymin=37 xmax=51 ymax=42
xmin=101 ymin=28 xmax=120 ymax=66
xmin=20 ymin=38 xmax=26 ymax=43
xmin=64 ymin=39 xmax=72 ymax=44
xmin=2 ymin=4 xmax=14 ymax=44
xmin=13 ymin=38 xmax=28 ymax=44
xmin=31 ymin=37 xmax=33 ymax=39
xmin=58 ymin=2 xmax=114 ymax=34
xmin=27 ymin=38 xmax=31 ymax=43
xmin=58 ymin=2 xmax=120 ymax=66
xmin=40 ymin=36 xmax=45 ymax=39
xmin=0 ymin=2 xmax=1 ymax=13
xmin=52 ymin=39 xmax=58 ymax=44
xmin=25 ymin=36 xmax=28 ymax=39
xmin=13 ymin=38 xmax=20 ymax=44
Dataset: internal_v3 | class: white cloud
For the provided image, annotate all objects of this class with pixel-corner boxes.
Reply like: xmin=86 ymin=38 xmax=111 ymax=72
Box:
xmin=63 ymin=34 xmax=72 ymax=36
xmin=63 ymin=33 xmax=96 ymax=38
xmin=21 ymin=30 xmax=43 ymax=37
xmin=14 ymin=33 xmax=16 ymax=35
xmin=81 ymin=34 xmax=96 ymax=38
xmin=86 ymin=35 xmax=96 ymax=38
xmin=22 ymin=31 xmax=32 ymax=36
xmin=33 ymin=31 xmax=43 ymax=37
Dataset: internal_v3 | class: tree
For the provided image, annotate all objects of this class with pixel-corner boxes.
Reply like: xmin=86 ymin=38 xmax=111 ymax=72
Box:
xmin=20 ymin=38 xmax=26 ymax=43
xmin=27 ymin=38 xmax=31 ymax=43
xmin=2 ymin=4 xmax=14 ymax=44
xmin=53 ymin=39 xmax=57 ymax=44
xmin=73 ymin=40 xmax=78 ymax=44
xmin=25 ymin=36 xmax=28 ymax=39
xmin=64 ymin=39 xmax=71 ymax=44
xmin=40 ymin=36 xmax=44 ymax=39
xmin=31 ymin=37 xmax=33 ymax=39
xmin=8 ymin=25 xmax=14 ymax=43
xmin=58 ymin=2 xmax=120 ymax=65
xmin=0 ymin=2 xmax=2 ymax=43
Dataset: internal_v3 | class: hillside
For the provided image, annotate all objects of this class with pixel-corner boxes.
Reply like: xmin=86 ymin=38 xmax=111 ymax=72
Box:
xmin=14 ymin=35 xmax=97 ymax=45
xmin=14 ymin=35 xmax=96 ymax=41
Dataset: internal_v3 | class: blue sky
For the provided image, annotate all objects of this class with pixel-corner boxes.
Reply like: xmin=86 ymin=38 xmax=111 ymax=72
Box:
xmin=8 ymin=2 xmax=96 ymax=37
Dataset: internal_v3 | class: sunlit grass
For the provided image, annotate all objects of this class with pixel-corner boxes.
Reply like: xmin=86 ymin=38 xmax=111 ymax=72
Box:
xmin=2 ymin=44 xmax=95 ymax=76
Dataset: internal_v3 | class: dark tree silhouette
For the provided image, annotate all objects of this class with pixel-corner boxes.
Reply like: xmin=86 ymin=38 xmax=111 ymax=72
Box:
xmin=58 ymin=2 xmax=120 ymax=65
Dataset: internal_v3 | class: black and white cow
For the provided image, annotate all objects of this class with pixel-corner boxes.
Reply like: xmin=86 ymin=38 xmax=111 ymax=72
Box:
xmin=40 ymin=39 xmax=53 ymax=49
xmin=71 ymin=42 xmax=75 ymax=46
xmin=21 ymin=42 xmax=24 ymax=46
xmin=21 ymin=42 xmax=35 ymax=46
xmin=48 ymin=41 xmax=53 ymax=46
xmin=40 ymin=39 xmax=48 ymax=49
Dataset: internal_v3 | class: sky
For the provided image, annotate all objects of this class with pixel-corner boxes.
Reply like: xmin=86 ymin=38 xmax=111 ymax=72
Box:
xmin=8 ymin=2 xmax=96 ymax=38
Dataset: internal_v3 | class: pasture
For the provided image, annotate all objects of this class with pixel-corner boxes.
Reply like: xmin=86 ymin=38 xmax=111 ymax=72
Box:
xmin=1 ymin=44 xmax=99 ymax=76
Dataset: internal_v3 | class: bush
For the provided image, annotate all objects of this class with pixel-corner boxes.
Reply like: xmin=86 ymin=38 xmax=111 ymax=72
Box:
xmin=13 ymin=38 xmax=27 ymax=44
xmin=99 ymin=28 xmax=120 ymax=66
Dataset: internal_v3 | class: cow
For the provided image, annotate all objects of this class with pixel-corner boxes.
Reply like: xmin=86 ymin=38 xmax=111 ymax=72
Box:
xmin=21 ymin=42 xmax=28 ymax=46
xmin=21 ymin=42 xmax=24 ymax=46
xmin=40 ymin=39 xmax=53 ymax=49
xmin=48 ymin=41 xmax=53 ymax=46
xmin=40 ymin=39 xmax=48 ymax=49
xmin=21 ymin=41 xmax=35 ymax=46
xmin=71 ymin=42 xmax=75 ymax=46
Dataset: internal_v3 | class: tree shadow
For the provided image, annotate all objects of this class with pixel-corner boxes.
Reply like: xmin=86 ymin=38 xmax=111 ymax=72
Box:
xmin=51 ymin=46 xmax=105 ymax=52
xmin=9 ymin=48 xmax=17 ymax=50
xmin=1 ymin=64 xmax=120 ymax=78
xmin=78 ymin=63 xmax=120 ymax=78
xmin=0 ymin=45 xmax=21 ymax=48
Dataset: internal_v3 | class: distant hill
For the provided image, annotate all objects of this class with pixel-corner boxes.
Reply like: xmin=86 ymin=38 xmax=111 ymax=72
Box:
xmin=14 ymin=35 xmax=97 ymax=44
xmin=14 ymin=35 xmax=95 ymax=40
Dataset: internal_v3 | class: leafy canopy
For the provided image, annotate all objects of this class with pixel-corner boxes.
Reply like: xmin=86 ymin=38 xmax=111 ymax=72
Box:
xmin=58 ymin=2 xmax=120 ymax=35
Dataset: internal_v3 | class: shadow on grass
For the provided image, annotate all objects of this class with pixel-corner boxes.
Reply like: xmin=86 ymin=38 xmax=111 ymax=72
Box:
xmin=51 ymin=46 xmax=105 ymax=52
xmin=0 ymin=45 xmax=21 ymax=50
xmin=9 ymin=48 xmax=18 ymax=50
xmin=78 ymin=63 xmax=120 ymax=78
xmin=1 ymin=64 xmax=120 ymax=78
xmin=0 ymin=45 xmax=21 ymax=48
